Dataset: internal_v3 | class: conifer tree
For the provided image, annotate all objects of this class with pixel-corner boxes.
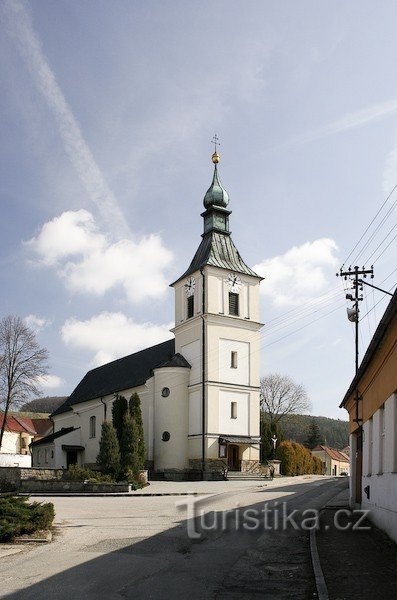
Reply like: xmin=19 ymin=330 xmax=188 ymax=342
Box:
xmin=112 ymin=394 xmax=128 ymax=443
xmin=120 ymin=415 xmax=139 ymax=478
xmin=96 ymin=421 xmax=120 ymax=476
xmin=129 ymin=392 xmax=146 ymax=469
xmin=305 ymin=419 xmax=322 ymax=449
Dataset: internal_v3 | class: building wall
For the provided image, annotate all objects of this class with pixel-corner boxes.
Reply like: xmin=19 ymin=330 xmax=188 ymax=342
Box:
xmin=153 ymin=366 xmax=190 ymax=470
xmin=345 ymin=317 xmax=397 ymax=434
xmin=361 ymin=392 xmax=397 ymax=543
xmin=0 ymin=453 xmax=31 ymax=467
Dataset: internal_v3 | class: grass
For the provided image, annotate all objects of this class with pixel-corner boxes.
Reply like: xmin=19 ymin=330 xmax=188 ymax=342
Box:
xmin=0 ymin=495 xmax=55 ymax=543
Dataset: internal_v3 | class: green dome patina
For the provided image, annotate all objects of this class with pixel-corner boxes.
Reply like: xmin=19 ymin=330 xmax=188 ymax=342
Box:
xmin=203 ymin=164 xmax=229 ymax=209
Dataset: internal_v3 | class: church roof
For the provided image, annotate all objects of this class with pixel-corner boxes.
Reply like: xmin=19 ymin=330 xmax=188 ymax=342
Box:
xmin=30 ymin=426 xmax=77 ymax=447
xmin=155 ymin=352 xmax=191 ymax=369
xmin=51 ymin=339 xmax=177 ymax=416
xmin=172 ymin=230 xmax=260 ymax=285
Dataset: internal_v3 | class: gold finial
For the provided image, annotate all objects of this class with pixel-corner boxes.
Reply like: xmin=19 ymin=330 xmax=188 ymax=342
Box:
xmin=212 ymin=151 xmax=220 ymax=164
xmin=211 ymin=133 xmax=220 ymax=163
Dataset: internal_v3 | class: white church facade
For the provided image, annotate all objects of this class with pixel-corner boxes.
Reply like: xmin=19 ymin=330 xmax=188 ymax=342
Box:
xmin=31 ymin=152 xmax=263 ymax=479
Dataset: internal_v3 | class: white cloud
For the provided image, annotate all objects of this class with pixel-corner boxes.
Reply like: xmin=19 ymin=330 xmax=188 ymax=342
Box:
xmin=24 ymin=314 xmax=50 ymax=331
xmin=276 ymin=98 xmax=397 ymax=150
xmin=254 ymin=238 xmax=339 ymax=307
xmin=2 ymin=0 xmax=130 ymax=238
xmin=27 ymin=210 xmax=173 ymax=302
xmin=61 ymin=312 xmax=173 ymax=366
xmin=36 ymin=374 xmax=65 ymax=390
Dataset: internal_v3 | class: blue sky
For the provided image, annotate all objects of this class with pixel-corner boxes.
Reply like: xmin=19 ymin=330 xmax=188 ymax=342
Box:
xmin=1 ymin=0 xmax=396 ymax=419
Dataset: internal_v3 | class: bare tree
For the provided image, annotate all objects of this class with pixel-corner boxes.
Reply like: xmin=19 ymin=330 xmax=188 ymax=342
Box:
xmin=0 ymin=315 xmax=48 ymax=450
xmin=260 ymin=373 xmax=311 ymax=426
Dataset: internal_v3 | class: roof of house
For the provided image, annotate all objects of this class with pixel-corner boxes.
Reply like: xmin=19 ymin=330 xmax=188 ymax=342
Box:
xmin=341 ymin=289 xmax=397 ymax=408
xmin=312 ymin=445 xmax=350 ymax=463
xmin=0 ymin=414 xmax=37 ymax=435
xmin=51 ymin=339 xmax=177 ymax=417
xmin=172 ymin=230 xmax=260 ymax=285
xmin=30 ymin=426 xmax=77 ymax=447
xmin=31 ymin=418 xmax=53 ymax=437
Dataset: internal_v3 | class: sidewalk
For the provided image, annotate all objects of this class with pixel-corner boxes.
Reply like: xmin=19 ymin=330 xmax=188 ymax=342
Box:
xmin=316 ymin=486 xmax=397 ymax=599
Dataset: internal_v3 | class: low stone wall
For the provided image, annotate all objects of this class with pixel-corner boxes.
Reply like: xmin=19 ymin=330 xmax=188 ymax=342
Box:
xmin=19 ymin=480 xmax=131 ymax=493
xmin=0 ymin=467 xmax=64 ymax=491
xmin=189 ymin=458 xmax=227 ymax=472
xmin=241 ymin=460 xmax=270 ymax=476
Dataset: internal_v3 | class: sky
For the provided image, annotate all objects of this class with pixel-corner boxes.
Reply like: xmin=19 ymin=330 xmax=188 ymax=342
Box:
xmin=0 ymin=0 xmax=396 ymax=419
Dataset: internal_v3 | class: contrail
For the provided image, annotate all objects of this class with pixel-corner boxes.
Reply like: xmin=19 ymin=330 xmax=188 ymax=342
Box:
xmin=2 ymin=0 xmax=131 ymax=239
xmin=274 ymin=97 xmax=397 ymax=151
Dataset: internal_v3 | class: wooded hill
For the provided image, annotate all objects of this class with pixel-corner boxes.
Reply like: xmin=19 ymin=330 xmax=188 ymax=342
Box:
xmin=279 ymin=414 xmax=349 ymax=449
xmin=20 ymin=396 xmax=67 ymax=414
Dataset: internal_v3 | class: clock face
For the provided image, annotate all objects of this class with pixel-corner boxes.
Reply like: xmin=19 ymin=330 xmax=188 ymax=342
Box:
xmin=227 ymin=273 xmax=242 ymax=293
xmin=184 ymin=276 xmax=196 ymax=297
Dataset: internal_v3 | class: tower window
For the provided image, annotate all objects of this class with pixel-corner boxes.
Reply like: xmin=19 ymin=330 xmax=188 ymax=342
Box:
xmin=89 ymin=415 xmax=96 ymax=439
xmin=231 ymin=351 xmax=238 ymax=369
xmin=187 ymin=295 xmax=194 ymax=318
xmin=231 ymin=402 xmax=237 ymax=419
xmin=229 ymin=292 xmax=239 ymax=316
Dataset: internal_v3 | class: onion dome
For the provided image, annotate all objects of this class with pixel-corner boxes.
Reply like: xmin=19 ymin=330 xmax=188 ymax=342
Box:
xmin=203 ymin=153 xmax=229 ymax=209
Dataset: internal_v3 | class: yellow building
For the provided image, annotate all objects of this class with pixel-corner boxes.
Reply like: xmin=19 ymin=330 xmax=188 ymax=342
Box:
xmin=341 ymin=289 xmax=397 ymax=541
xmin=311 ymin=445 xmax=350 ymax=476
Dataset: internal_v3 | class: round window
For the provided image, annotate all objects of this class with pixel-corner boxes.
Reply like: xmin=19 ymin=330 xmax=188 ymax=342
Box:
xmin=162 ymin=431 xmax=171 ymax=442
xmin=161 ymin=387 xmax=170 ymax=397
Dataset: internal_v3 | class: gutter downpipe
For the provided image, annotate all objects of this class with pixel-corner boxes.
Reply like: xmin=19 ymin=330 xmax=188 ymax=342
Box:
xmin=100 ymin=397 xmax=106 ymax=420
xmin=200 ymin=267 xmax=206 ymax=480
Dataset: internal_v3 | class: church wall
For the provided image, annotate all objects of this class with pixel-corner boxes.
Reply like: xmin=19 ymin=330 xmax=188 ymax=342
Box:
xmin=188 ymin=388 xmax=201 ymax=435
xmin=180 ymin=339 xmax=201 ymax=385
xmin=53 ymin=412 xmax=74 ymax=432
xmin=218 ymin=338 xmax=249 ymax=385
xmin=206 ymin=321 xmax=260 ymax=385
xmin=52 ymin=383 xmax=154 ymax=468
xmin=153 ymin=367 xmax=190 ymax=470
xmin=218 ymin=390 xmax=249 ymax=435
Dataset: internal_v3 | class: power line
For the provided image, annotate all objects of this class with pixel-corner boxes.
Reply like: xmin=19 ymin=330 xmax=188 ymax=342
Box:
xmin=364 ymin=222 xmax=397 ymax=263
xmin=342 ymin=184 xmax=397 ymax=266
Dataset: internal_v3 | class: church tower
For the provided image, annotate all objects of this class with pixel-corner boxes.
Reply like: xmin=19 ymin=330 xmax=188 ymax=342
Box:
xmin=171 ymin=148 xmax=263 ymax=475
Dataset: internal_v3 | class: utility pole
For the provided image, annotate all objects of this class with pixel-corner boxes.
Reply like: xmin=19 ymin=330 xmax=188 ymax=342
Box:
xmin=337 ymin=265 xmax=374 ymax=423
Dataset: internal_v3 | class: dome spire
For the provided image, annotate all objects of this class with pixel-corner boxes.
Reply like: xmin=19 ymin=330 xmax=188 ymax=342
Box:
xmin=203 ymin=134 xmax=229 ymax=209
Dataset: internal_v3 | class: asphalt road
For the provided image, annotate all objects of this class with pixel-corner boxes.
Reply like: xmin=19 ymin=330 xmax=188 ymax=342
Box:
xmin=0 ymin=476 xmax=346 ymax=599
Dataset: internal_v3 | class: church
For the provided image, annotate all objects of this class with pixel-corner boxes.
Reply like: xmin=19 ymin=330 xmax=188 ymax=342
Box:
xmin=31 ymin=150 xmax=263 ymax=479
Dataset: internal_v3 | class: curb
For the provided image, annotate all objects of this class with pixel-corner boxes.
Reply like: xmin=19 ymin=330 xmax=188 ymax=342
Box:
xmin=18 ymin=492 xmax=200 ymax=497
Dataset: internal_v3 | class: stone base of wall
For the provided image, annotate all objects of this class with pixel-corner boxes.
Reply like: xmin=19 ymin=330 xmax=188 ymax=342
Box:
xmin=0 ymin=467 xmax=64 ymax=492
xmin=189 ymin=458 xmax=228 ymax=472
xmin=241 ymin=460 xmax=270 ymax=476
xmin=20 ymin=480 xmax=132 ymax=493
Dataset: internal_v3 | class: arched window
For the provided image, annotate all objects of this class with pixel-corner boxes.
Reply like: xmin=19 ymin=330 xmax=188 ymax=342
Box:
xmin=89 ymin=415 xmax=96 ymax=439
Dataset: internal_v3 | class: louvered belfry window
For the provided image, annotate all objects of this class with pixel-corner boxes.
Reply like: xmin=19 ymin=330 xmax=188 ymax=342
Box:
xmin=187 ymin=295 xmax=194 ymax=318
xmin=229 ymin=292 xmax=239 ymax=316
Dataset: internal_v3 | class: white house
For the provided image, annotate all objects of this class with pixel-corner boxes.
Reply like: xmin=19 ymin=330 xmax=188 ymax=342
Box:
xmin=0 ymin=414 xmax=36 ymax=467
xmin=341 ymin=289 xmax=397 ymax=542
xmin=31 ymin=153 xmax=263 ymax=478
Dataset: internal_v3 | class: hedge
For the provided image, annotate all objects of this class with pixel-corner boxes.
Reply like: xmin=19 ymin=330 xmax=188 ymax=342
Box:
xmin=275 ymin=440 xmax=323 ymax=476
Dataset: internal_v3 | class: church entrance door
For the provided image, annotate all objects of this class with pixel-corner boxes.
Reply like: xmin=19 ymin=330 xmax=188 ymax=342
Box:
xmin=227 ymin=445 xmax=240 ymax=471
xmin=66 ymin=451 xmax=78 ymax=469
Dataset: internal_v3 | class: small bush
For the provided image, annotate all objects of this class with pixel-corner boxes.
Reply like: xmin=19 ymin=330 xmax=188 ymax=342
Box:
xmin=0 ymin=495 xmax=55 ymax=542
xmin=62 ymin=465 xmax=114 ymax=483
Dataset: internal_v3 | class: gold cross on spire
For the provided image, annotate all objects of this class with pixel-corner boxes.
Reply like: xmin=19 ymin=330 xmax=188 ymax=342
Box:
xmin=211 ymin=133 xmax=220 ymax=152
xmin=211 ymin=133 xmax=220 ymax=164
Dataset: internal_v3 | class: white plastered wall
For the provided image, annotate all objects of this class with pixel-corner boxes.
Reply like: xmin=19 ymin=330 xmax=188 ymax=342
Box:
xmin=361 ymin=393 xmax=397 ymax=543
